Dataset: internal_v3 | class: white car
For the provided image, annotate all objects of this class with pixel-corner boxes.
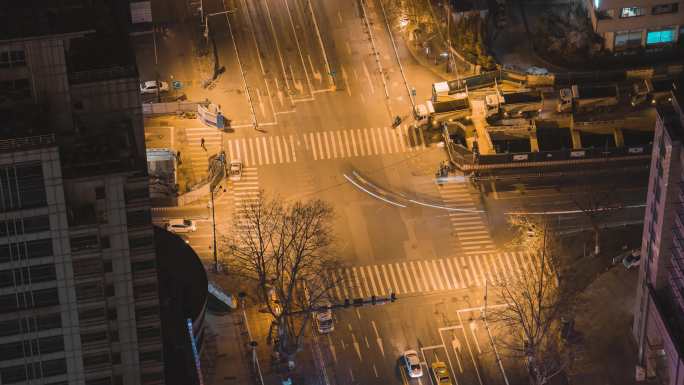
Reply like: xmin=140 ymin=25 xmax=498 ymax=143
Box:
xmin=314 ymin=302 xmax=334 ymax=334
xmin=229 ymin=161 xmax=243 ymax=182
xmin=140 ymin=80 xmax=169 ymax=94
xmin=526 ymin=66 xmax=549 ymax=76
xmin=403 ymin=350 xmax=423 ymax=378
xmin=166 ymin=219 xmax=196 ymax=233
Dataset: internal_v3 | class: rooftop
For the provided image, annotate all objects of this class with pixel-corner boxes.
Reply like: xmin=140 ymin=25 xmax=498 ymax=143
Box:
xmin=657 ymin=90 xmax=684 ymax=141
xmin=0 ymin=2 xmax=95 ymax=41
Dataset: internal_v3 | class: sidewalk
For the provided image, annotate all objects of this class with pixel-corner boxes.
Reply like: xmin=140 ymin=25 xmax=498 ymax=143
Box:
xmin=204 ymin=312 xmax=259 ymax=385
xmin=570 ymin=267 xmax=641 ymax=384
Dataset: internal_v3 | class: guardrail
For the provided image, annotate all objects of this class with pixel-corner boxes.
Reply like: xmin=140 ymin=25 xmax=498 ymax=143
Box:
xmin=142 ymin=101 xmax=198 ymax=115
xmin=447 ymin=141 xmax=651 ymax=171
xmin=0 ymin=134 xmax=56 ymax=152
xmin=442 ymin=63 xmax=682 ymax=96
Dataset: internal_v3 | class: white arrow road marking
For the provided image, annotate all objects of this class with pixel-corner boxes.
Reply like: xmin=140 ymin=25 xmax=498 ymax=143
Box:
xmin=400 ymin=365 xmax=409 ymax=385
xmin=356 ymin=308 xmax=362 ymax=319
xmin=371 ymin=320 xmax=385 ymax=357
xmin=364 ymin=335 xmax=370 ymax=348
xmin=351 ymin=333 xmax=362 ymax=361
xmin=451 ymin=337 xmax=464 ymax=373
xmin=349 ymin=368 xmax=354 ymax=382
xmin=469 ymin=320 xmax=482 ymax=353
xmin=373 ymin=363 xmax=379 ymax=378
xmin=327 ymin=334 xmax=337 ymax=363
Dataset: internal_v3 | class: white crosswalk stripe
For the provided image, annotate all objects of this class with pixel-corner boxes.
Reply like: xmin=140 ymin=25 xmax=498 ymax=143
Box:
xmin=332 ymin=252 xmax=534 ymax=299
xmin=438 ymin=183 xmax=497 ymax=255
xmin=231 ymin=167 xmax=260 ymax=233
xmin=222 ymin=125 xmax=426 ymax=167
xmin=183 ymin=126 xmax=222 ymax=177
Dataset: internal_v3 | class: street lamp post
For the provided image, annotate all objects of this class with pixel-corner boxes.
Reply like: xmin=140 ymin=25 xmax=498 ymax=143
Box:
xmin=210 ymin=185 xmax=218 ymax=273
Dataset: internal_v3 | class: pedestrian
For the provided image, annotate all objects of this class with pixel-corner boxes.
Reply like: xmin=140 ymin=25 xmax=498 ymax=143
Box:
xmin=176 ymin=151 xmax=182 ymax=165
xmin=200 ymin=137 xmax=206 ymax=151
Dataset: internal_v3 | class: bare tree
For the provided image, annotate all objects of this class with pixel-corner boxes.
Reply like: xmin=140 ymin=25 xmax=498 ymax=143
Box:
xmin=564 ymin=180 xmax=623 ymax=255
xmin=221 ymin=194 xmax=343 ymax=366
xmin=490 ymin=226 xmax=575 ymax=385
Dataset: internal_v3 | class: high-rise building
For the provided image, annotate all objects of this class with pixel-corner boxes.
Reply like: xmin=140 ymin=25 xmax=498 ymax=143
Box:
xmin=0 ymin=3 xmax=165 ymax=385
xmin=632 ymin=87 xmax=684 ymax=384
xmin=586 ymin=0 xmax=683 ymax=52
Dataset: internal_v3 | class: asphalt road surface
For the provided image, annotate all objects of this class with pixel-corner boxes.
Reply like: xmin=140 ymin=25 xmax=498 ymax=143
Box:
xmin=142 ymin=0 xmax=648 ymax=384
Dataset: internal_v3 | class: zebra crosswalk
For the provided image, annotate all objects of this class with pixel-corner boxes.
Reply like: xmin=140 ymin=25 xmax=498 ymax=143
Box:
xmin=302 ymin=125 xmax=426 ymax=161
xmin=439 ymin=183 xmax=497 ymax=255
xmin=183 ymin=126 xmax=222 ymax=178
xmin=231 ymin=167 xmax=260 ymax=232
xmin=222 ymin=125 xmax=427 ymax=167
xmin=330 ymin=252 xmax=535 ymax=300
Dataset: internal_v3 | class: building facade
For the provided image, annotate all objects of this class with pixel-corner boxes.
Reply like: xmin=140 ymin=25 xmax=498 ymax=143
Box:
xmin=632 ymin=88 xmax=684 ymax=385
xmin=586 ymin=0 xmax=684 ymax=51
xmin=0 ymin=3 xmax=166 ymax=385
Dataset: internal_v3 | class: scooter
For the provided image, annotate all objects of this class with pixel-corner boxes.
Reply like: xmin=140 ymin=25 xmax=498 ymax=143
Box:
xmin=392 ymin=116 xmax=402 ymax=128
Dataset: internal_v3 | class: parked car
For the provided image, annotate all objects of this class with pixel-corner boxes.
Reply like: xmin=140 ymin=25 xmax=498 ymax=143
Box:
xmin=623 ymin=250 xmax=641 ymax=269
xmin=229 ymin=160 xmax=243 ymax=182
xmin=166 ymin=219 xmax=197 ymax=233
xmin=140 ymin=80 xmax=169 ymax=94
xmin=431 ymin=361 xmax=452 ymax=385
xmin=403 ymin=350 xmax=423 ymax=378
xmin=526 ymin=66 xmax=549 ymax=76
xmin=314 ymin=302 xmax=334 ymax=334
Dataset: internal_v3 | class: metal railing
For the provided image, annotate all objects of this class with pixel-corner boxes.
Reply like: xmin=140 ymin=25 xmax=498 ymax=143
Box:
xmin=0 ymin=134 xmax=55 ymax=152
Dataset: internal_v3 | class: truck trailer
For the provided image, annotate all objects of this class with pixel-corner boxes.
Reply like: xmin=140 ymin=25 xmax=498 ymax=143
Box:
xmin=557 ymin=84 xmax=619 ymax=113
xmin=485 ymin=90 xmax=543 ymax=117
xmin=631 ymin=78 xmax=676 ymax=106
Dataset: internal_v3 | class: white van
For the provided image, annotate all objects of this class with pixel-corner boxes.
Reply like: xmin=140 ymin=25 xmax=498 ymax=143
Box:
xmin=166 ymin=219 xmax=197 ymax=233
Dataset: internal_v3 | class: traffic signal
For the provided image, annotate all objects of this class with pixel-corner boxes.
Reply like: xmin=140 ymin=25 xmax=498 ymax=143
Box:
xmin=344 ymin=299 xmax=350 ymax=308
xmin=371 ymin=295 xmax=376 ymax=305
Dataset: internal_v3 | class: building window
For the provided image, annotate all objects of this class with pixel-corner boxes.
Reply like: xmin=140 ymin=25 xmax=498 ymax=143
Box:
xmin=105 ymin=284 xmax=115 ymax=297
xmin=75 ymin=282 xmax=104 ymax=301
xmin=82 ymin=352 xmax=110 ymax=370
xmin=139 ymin=350 xmax=162 ymax=362
xmin=41 ymin=358 xmax=67 ymax=377
xmin=127 ymin=210 xmax=151 ymax=227
xmin=132 ymin=259 xmax=156 ymax=272
xmin=0 ymin=50 xmax=26 ymax=68
xmin=70 ymin=235 xmax=100 ymax=252
xmin=0 ymin=365 xmax=28 ymax=384
xmin=86 ymin=378 xmax=112 ymax=385
xmin=80 ymin=331 xmax=108 ymax=344
xmin=78 ymin=307 xmax=105 ymax=324
xmin=614 ymin=30 xmax=643 ymax=49
xmin=137 ymin=326 xmax=161 ymax=340
xmin=37 ymin=313 xmax=62 ymax=331
xmin=101 ymin=236 xmax=111 ymax=249
xmin=647 ymin=27 xmax=676 ymax=45
xmin=0 ymin=162 xmax=47 ymax=212
xmin=72 ymin=258 xmax=103 ymax=279
xmin=620 ymin=7 xmax=645 ymax=17
xmin=129 ymin=235 xmax=154 ymax=249
xmin=112 ymin=353 xmax=121 ymax=365
xmin=32 ymin=288 xmax=60 ymax=308
xmin=652 ymin=3 xmax=679 ymax=14
xmin=104 ymin=261 xmax=113 ymax=273
xmin=95 ymin=186 xmax=106 ymax=199
xmin=133 ymin=283 xmax=158 ymax=300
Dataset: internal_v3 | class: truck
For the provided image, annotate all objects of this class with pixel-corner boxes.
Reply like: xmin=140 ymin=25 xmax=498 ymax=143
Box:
xmin=556 ymin=84 xmax=619 ymax=113
xmin=416 ymin=94 xmax=471 ymax=126
xmin=432 ymin=81 xmax=465 ymax=101
xmin=630 ymin=78 xmax=675 ymax=106
xmin=485 ymin=90 xmax=543 ymax=118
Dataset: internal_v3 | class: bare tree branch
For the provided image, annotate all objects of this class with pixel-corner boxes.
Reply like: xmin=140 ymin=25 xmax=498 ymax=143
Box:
xmin=220 ymin=194 xmax=345 ymax=363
